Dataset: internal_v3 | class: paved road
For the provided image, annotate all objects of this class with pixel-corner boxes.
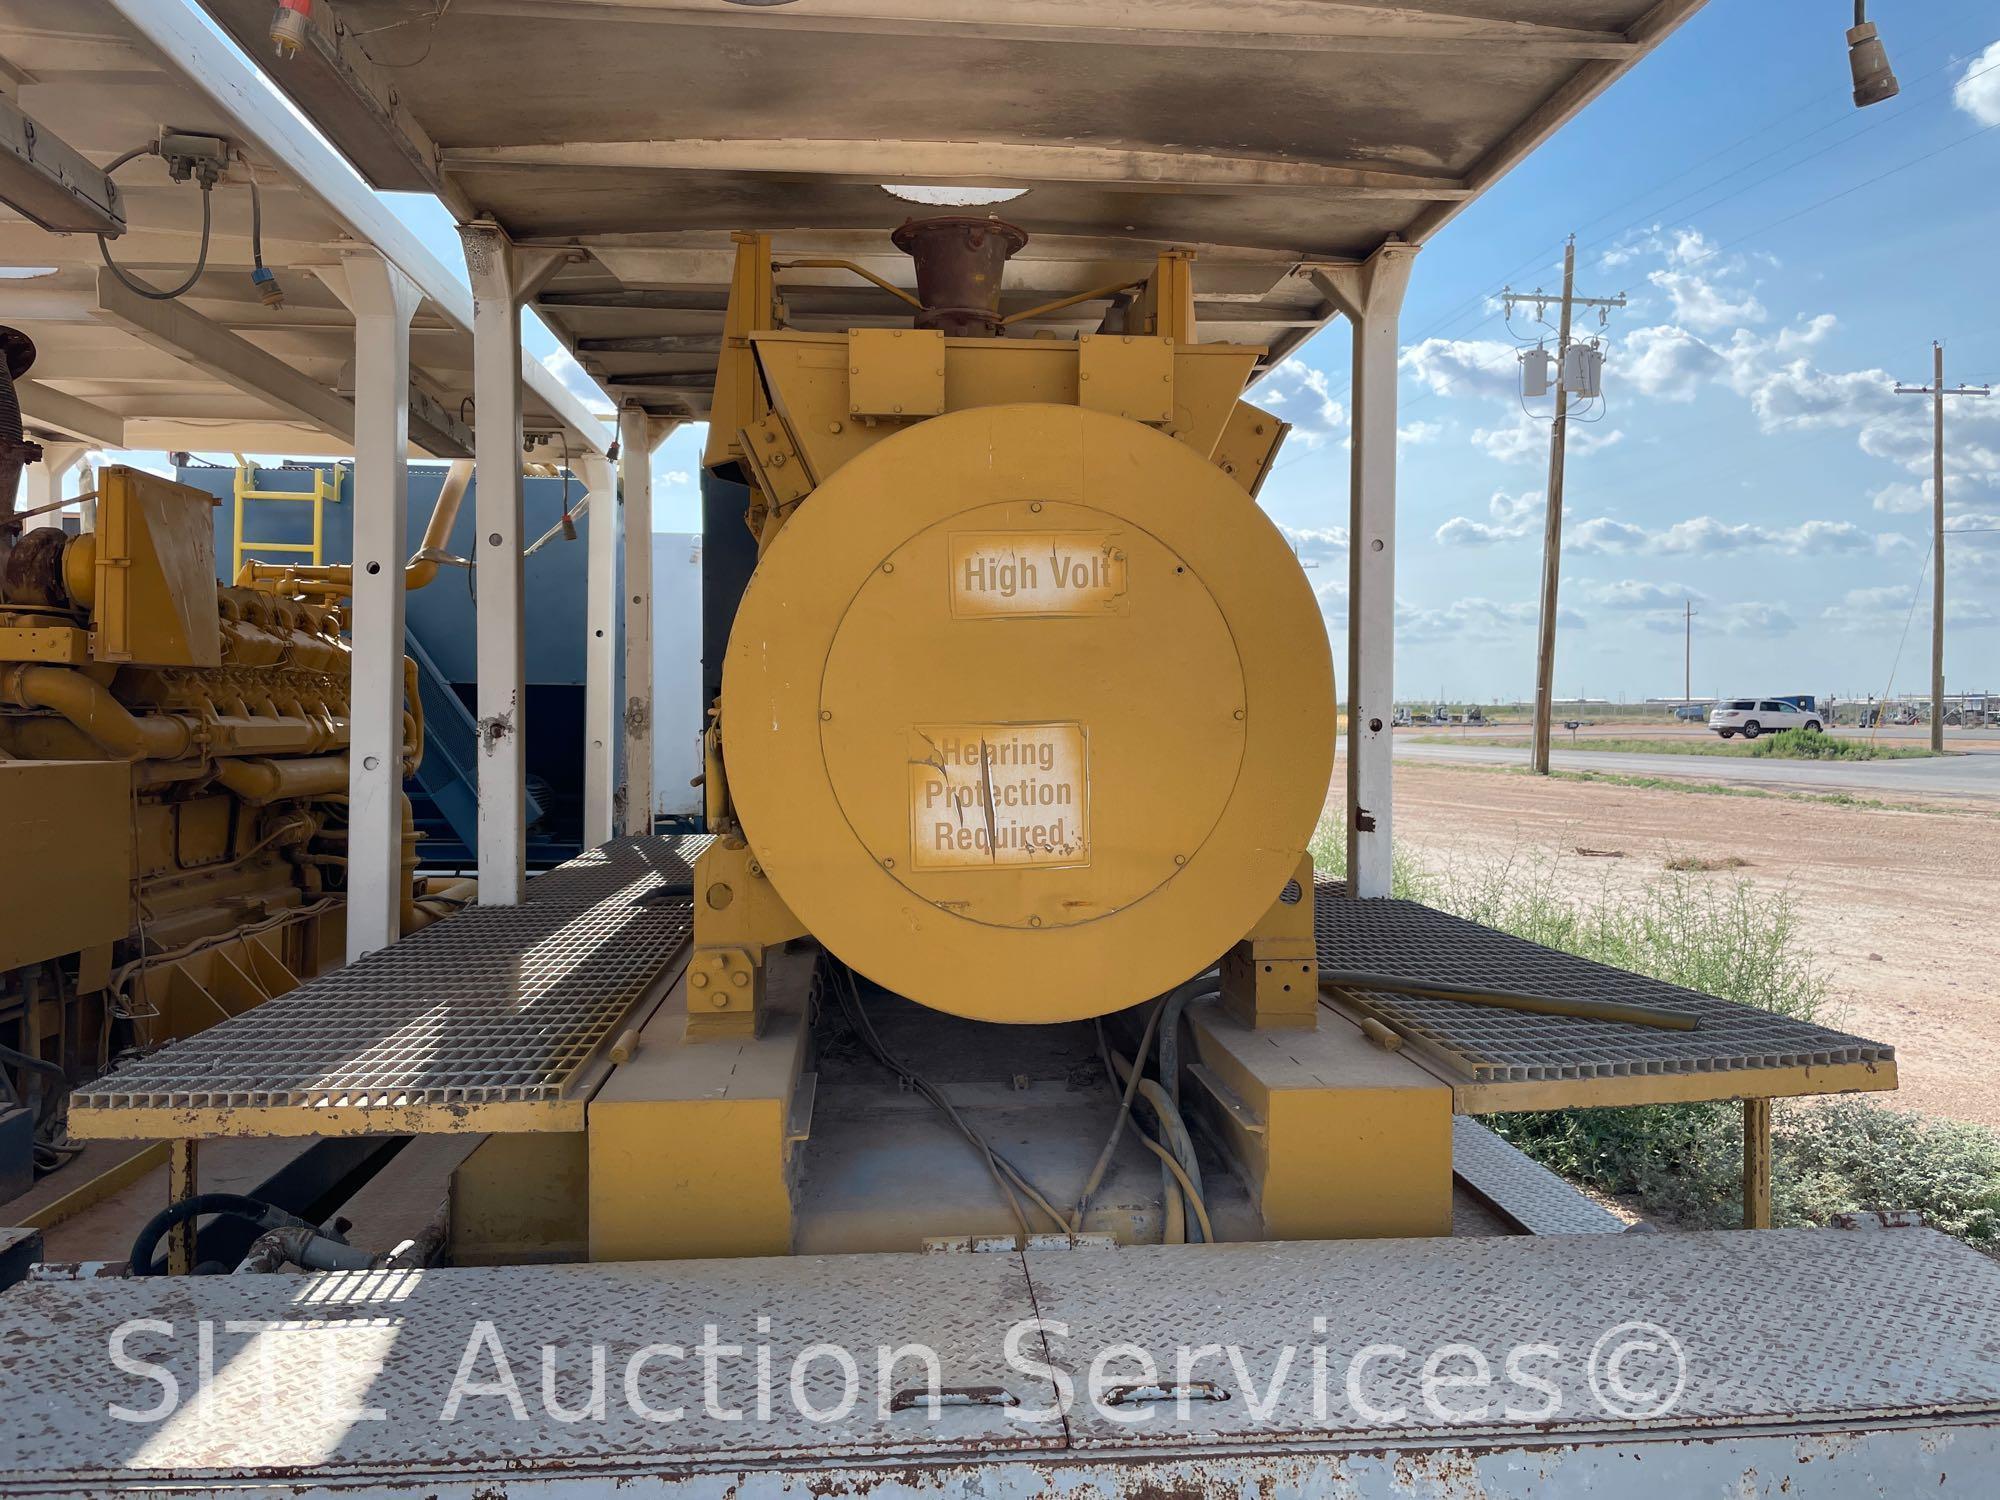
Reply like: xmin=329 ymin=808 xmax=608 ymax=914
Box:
xmin=1390 ymin=737 xmax=2000 ymax=803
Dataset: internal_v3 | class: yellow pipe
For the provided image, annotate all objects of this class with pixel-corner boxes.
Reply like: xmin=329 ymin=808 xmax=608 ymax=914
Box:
xmin=771 ymin=257 xmax=924 ymax=310
xmin=212 ymin=754 xmax=350 ymax=803
xmin=0 ymin=665 xmax=192 ymax=760
xmin=405 ymin=459 xmax=473 ymax=589
xmin=0 ymin=664 xmax=354 ymax=761
xmin=234 ymin=459 xmax=473 ymax=595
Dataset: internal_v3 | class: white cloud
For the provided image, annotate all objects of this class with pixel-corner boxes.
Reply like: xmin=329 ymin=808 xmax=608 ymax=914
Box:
xmin=541 ymin=348 xmax=612 ymax=414
xmin=1774 ymin=313 xmax=1838 ymax=352
xmin=1580 ymin=579 xmax=1705 ymax=610
xmin=1280 ymin=523 xmax=1350 ymax=571
xmin=1397 ymin=595 xmax=1581 ymax=643
xmin=1399 ymin=338 xmax=1519 ymax=403
xmin=1648 ymin=269 xmax=1765 ymax=333
xmin=1471 ymin=413 xmax=1624 ymax=464
xmin=1717 ymin=602 xmax=1797 ymax=637
xmin=1953 ymin=42 xmax=2000 ymax=126
xmin=1258 ymin=359 xmax=1347 ymax=446
xmin=661 ymin=469 xmax=692 ymax=486
xmin=1825 ymin=581 xmax=1997 ymax=629
xmin=1434 ymin=489 xmax=1543 ymax=546
xmin=1567 ymin=514 xmax=1886 ymax=556
xmin=1399 ymin=419 xmax=1446 ymax=446
xmin=1619 ymin=324 xmax=1723 ymax=401
xmin=1569 ymin=518 xmax=1650 ymax=553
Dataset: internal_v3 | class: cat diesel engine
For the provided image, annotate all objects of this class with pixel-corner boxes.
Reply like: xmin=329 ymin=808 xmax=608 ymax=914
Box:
xmin=0 ymin=328 xmax=435 ymax=1188
xmin=691 ymin=220 xmax=1334 ymax=1034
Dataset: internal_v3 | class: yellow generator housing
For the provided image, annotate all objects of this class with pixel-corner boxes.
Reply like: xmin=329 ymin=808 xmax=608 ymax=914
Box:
xmin=696 ymin=220 xmax=1333 ymax=1028
xmin=577 ymin=221 xmax=1458 ymax=1264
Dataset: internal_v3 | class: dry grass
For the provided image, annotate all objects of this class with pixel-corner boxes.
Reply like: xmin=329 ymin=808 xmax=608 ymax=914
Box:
xmin=1663 ymin=853 xmax=1752 ymax=872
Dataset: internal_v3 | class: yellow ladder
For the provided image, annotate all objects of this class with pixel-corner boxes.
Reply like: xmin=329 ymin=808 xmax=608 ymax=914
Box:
xmin=231 ymin=461 xmax=342 ymax=579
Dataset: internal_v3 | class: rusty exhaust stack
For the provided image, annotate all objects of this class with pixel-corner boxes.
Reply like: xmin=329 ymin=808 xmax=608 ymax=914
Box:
xmin=889 ymin=215 xmax=1027 ymax=337
xmin=0 ymin=326 xmax=45 ymax=590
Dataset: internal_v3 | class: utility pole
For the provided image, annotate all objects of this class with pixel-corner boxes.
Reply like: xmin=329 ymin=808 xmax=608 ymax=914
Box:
xmin=1894 ymin=344 xmax=1989 ymax=752
xmin=1505 ymin=237 xmax=1626 ymax=773
xmin=1684 ymin=598 xmax=1698 ymax=705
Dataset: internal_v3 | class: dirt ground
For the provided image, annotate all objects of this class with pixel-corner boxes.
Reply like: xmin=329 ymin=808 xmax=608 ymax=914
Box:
xmin=1383 ymin=764 xmax=2000 ymax=1130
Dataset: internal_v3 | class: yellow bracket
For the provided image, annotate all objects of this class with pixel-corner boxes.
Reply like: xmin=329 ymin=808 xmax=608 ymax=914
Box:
xmin=1221 ymin=852 xmax=1318 ymax=1029
xmin=688 ymin=836 xmax=806 ymax=1041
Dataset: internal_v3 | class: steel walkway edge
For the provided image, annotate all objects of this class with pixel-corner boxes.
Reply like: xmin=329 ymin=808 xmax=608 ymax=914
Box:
xmin=0 ymin=1228 xmax=1996 ymax=1497
xmin=64 ymin=836 xmax=709 ymax=1140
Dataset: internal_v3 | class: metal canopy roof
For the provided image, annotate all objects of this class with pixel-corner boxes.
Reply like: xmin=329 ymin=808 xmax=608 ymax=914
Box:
xmin=196 ymin=0 xmax=1701 ymax=424
xmin=0 ymin=0 xmax=607 ymax=460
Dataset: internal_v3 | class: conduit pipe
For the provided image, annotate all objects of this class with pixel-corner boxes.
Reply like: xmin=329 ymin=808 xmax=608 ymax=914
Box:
xmin=235 ymin=459 xmax=473 ymax=595
xmin=213 ymin=753 xmax=350 ymax=803
xmin=0 ymin=665 xmax=354 ymax=760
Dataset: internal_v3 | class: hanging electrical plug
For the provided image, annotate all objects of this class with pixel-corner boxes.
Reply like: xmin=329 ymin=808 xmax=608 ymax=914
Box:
xmin=246 ymin=174 xmax=283 ymax=308
xmin=560 ymin=509 xmax=578 ymax=542
xmin=270 ymin=0 xmax=314 ymax=60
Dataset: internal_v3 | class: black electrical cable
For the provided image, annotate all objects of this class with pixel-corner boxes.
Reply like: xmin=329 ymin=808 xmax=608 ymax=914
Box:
xmin=98 ymin=162 xmax=215 ymax=302
xmin=249 ymin=176 xmax=265 ymax=271
xmin=127 ymin=1194 xmax=312 ymax=1277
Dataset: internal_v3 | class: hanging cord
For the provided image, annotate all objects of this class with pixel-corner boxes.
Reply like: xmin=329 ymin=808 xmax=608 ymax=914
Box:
xmin=97 ymin=143 xmax=216 ymax=302
xmin=1070 ymin=984 xmax=1188 ymax=1232
xmin=823 ymin=957 xmax=1069 ymax=1242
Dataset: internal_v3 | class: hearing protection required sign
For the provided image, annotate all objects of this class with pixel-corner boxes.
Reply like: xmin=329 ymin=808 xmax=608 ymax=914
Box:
xmin=909 ymin=722 xmax=1089 ymax=870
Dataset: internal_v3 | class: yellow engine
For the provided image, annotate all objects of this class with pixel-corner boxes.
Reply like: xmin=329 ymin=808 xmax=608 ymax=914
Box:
xmin=697 ymin=219 xmax=1334 ymax=1028
xmin=0 ymin=445 xmax=426 ymax=1172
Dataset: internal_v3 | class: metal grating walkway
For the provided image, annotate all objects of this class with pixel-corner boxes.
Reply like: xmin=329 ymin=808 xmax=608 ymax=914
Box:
xmin=68 ymin=836 xmax=708 ymax=1138
xmin=1316 ymin=882 xmax=1895 ymax=1110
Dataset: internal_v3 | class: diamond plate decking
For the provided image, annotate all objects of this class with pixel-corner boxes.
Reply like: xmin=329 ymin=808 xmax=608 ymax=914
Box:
xmin=1451 ymin=1118 xmax=1624 ymax=1236
xmin=0 ymin=1229 xmax=1994 ymax=1495
xmin=1315 ymin=882 xmax=1896 ymax=1111
xmin=67 ymin=837 xmax=706 ymax=1139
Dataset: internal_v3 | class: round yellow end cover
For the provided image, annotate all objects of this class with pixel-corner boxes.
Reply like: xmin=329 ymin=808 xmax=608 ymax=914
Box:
xmin=722 ymin=403 xmax=1334 ymax=1023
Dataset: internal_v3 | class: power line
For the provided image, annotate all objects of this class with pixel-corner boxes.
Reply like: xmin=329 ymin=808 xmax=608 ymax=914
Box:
xmin=1338 ymin=24 xmax=2000 ymax=407
xmin=1893 ymin=343 xmax=1991 ymax=751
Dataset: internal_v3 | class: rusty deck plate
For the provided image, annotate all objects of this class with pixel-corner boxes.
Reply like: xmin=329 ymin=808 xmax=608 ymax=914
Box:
xmin=66 ymin=837 xmax=707 ymax=1138
xmin=1316 ymin=882 xmax=1896 ymax=1109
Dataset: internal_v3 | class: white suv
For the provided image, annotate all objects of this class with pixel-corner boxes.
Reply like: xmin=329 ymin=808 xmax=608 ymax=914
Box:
xmin=1708 ymin=698 xmax=1821 ymax=739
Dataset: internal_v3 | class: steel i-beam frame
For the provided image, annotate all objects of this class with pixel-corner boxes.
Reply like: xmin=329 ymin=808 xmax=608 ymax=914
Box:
xmin=581 ymin=451 xmax=619 ymax=847
xmin=1313 ymin=245 xmax=1415 ymax=899
xmin=618 ymin=407 xmax=671 ymax=836
xmin=458 ymin=222 xmax=568 ymax=902
xmin=325 ymin=250 xmax=423 ymax=957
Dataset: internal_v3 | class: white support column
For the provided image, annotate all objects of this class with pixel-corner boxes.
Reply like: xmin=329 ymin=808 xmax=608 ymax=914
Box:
xmin=457 ymin=222 xmax=569 ymax=904
xmin=580 ymin=451 xmax=618 ymax=848
xmin=332 ymin=250 xmax=422 ymax=959
xmin=617 ymin=406 xmax=669 ymax=837
xmin=19 ymin=442 xmax=86 ymax=520
xmin=1313 ymin=243 xmax=1416 ymax=899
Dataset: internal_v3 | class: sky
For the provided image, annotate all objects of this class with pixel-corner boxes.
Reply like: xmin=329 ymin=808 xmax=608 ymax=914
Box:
xmin=76 ymin=1 xmax=2000 ymax=704
xmin=1246 ymin=0 xmax=2000 ymax=704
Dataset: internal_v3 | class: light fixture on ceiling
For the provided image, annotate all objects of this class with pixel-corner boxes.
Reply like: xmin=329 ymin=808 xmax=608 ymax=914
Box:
xmin=882 ymin=185 xmax=1030 ymax=207
xmin=1847 ymin=1 xmax=1899 ymax=108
